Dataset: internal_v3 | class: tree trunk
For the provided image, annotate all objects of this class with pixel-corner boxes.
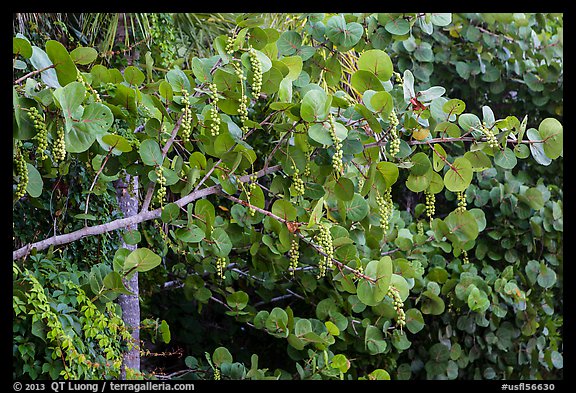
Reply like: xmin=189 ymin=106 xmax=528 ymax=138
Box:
xmin=116 ymin=175 xmax=140 ymax=378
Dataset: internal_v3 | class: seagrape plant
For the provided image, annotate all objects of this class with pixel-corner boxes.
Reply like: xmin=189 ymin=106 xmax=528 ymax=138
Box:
xmin=13 ymin=12 xmax=562 ymax=380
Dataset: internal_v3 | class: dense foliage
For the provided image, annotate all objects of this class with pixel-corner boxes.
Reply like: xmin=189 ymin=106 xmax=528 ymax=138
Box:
xmin=13 ymin=12 xmax=562 ymax=380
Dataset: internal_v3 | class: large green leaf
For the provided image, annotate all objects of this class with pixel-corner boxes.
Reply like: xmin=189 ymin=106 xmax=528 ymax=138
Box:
xmin=357 ymin=49 xmax=393 ymax=81
xmin=333 ymin=177 xmax=355 ymax=202
xmin=326 ymin=15 xmax=363 ymax=49
xmin=271 ymin=199 xmax=297 ymax=221
xmin=139 ymin=139 xmax=163 ymax=166
xmin=25 ymin=163 xmax=43 ymax=198
xmin=538 ymin=118 xmax=563 ymax=159
xmin=30 ymin=46 xmax=60 ymax=88
xmin=45 ymin=40 xmax=78 ymax=86
xmin=494 ymin=148 xmax=517 ymax=170
xmin=344 ymin=193 xmax=369 ymax=221
xmin=527 ymin=128 xmax=552 ymax=166
xmin=70 ymin=47 xmax=98 ymax=65
xmin=211 ymin=227 xmax=233 ymax=257
xmin=124 ymin=248 xmax=161 ymax=273
xmin=444 ymin=210 xmax=479 ymax=244
xmin=300 ymin=89 xmax=331 ymax=122
xmin=351 ymin=70 xmax=384 ymax=94
xmin=443 ymin=157 xmax=473 ymax=192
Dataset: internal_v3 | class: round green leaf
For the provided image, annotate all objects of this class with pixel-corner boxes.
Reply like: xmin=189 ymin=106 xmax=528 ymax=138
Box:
xmin=537 ymin=264 xmax=557 ymax=289
xmin=139 ymin=139 xmax=163 ymax=166
xmin=494 ymin=148 xmax=517 ymax=169
xmin=212 ymin=227 xmax=233 ymax=257
xmin=458 ymin=113 xmax=481 ymax=132
xmin=212 ymin=347 xmax=233 ymax=367
xmin=351 ymin=70 xmax=384 ymax=94
xmin=405 ymin=308 xmax=425 ymax=334
xmin=308 ymin=123 xmax=334 ymax=146
xmin=175 ymin=225 xmax=205 ymax=243
xmin=442 ymin=99 xmax=466 ymax=115
xmin=358 ymin=49 xmax=393 ymax=81
xmin=464 ymin=150 xmax=491 ymax=172
xmin=375 ymin=161 xmax=399 ymax=189
xmin=370 ymin=91 xmax=393 ymax=117
xmin=385 ymin=17 xmax=410 ymax=35
xmin=271 ymin=199 xmax=297 ymax=221
xmin=277 ymin=31 xmax=302 ymax=56
xmin=30 ymin=46 xmax=60 ymax=88
xmin=122 ymin=229 xmax=141 ymax=245
xmin=538 ymin=117 xmax=563 ymax=159
xmin=124 ymin=248 xmax=161 ymax=273
xmin=326 ymin=16 xmax=363 ymax=49
xmin=420 ymin=290 xmax=445 ymax=315
xmin=300 ymin=89 xmax=331 ymax=122
xmin=444 ymin=157 xmax=473 ymax=192
xmin=427 ymin=171 xmax=444 ymax=194
xmin=410 ymin=152 xmax=432 ymax=176
xmin=334 ymin=177 xmax=355 ymax=202
xmin=444 ymin=210 xmax=479 ymax=243
xmin=390 ymin=274 xmax=410 ymax=302
xmin=430 ymin=13 xmax=452 ymax=26
xmin=101 ymin=134 xmax=133 ymax=153
xmin=406 ymin=169 xmax=432 ymax=193
xmin=123 ymin=65 xmax=145 ymax=86
xmin=344 ymin=193 xmax=369 ymax=221
xmin=13 ymin=37 xmax=32 ymax=58
xmin=226 ymin=291 xmax=249 ymax=310
xmin=161 ymin=203 xmax=180 ymax=223
xmin=70 ymin=47 xmax=98 ymax=65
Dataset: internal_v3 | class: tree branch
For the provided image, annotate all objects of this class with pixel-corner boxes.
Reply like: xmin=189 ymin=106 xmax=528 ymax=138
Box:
xmin=14 ymin=64 xmax=56 ymax=85
xmin=12 ymin=165 xmax=282 ymax=260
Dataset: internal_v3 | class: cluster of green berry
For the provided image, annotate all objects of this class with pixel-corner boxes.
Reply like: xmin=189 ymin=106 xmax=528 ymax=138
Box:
xmin=248 ymin=47 xmax=262 ymax=97
xmin=225 ymin=33 xmax=235 ymax=55
xmin=292 ymin=166 xmax=305 ymax=196
xmin=387 ymin=286 xmax=406 ymax=328
xmin=232 ymin=62 xmax=250 ymax=133
xmin=387 ymin=109 xmax=400 ymax=157
xmin=155 ymin=165 xmax=167 ymax=204
xmin=213 ymin=367 xmax=221 ymax=380
xmin=241 ymin=175 xmax=258 ymax=216
xmin=28 ymin=107 xmax=48 ymax=160
xmin=215 ymin=257 xmax=226 ymax=279
xmin=425 ymin=190 xmax=436 ymax=223
xmin=53 ymin=126 xmax=66 ymax=162
xmin=417 ymin=220 xmax=424 ymax=236
xmin=315 ymin=223 xmax=334 ymax=279
xmin=14 ymin=146 xmax=28 ymax=200
xmin=180 ymin=90 xmax=193 ymax=141
xmin=288 ymin=238 xmax=299 ymax=276
xmin=357 ymin=176 xmax=365 ymax=192
xmin=77 ymin=73 xmax=102 ymax=103
xmin=462 ymin=250 xmax=470 ymax=264
xmin=456 ymin=190 xmax=467 ymax=213
xmin=208 ymin=83 xmax=221 ymax=136
xmin=393 ymin=71 xmax=403 ymax=85
xmin=376 ymin=189 xmax=393 ymax=232
xmin=328 ymin=115 xmax=344 ymax=176
xmin=481 ymin=123 xmax=499 ymax=149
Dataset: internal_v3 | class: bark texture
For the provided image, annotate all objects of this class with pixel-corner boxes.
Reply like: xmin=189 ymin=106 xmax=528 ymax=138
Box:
xmin=116 ymin=175 xmax=140 ymax=378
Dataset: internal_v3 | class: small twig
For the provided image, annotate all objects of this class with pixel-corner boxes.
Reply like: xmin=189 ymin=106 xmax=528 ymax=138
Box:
xmin=84 ymin=144 xmax=116 ymax=226
xmin=14 ymin=64 xmax=56 ymax=85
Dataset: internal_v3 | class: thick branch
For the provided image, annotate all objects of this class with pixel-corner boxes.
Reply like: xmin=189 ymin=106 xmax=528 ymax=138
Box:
xmin=12 ymin=165 xmax=282 ymax=260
